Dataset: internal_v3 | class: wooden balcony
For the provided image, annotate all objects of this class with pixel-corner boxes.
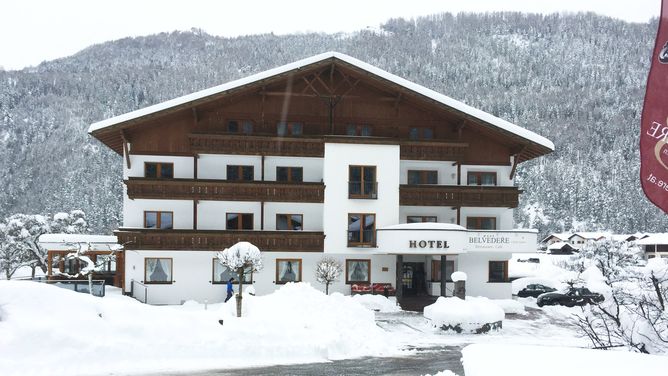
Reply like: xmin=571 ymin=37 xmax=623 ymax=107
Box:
xmin=400 ymin=141 xmax=467 ymax=161
xmin=125 ymin=178 xmax=325 ymax=203
xmin=116 ymin=228 xmax=325 ymax=252
xmin=189 ymin=133 xmax=324 ymax=157
xmin=400 ymin=185 xmax=520 ymax=207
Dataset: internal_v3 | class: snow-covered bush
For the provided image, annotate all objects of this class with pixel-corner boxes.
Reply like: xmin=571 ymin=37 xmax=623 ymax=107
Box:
xmin=315 ymin=256 xmax=342 ymax=295
xmin=216 ymin=241 xmax=263 ymax=317
xmin=55 ymin=242 xmax=120 ymax=295
xmin=424 ymin=296 xmax=505 ymax=334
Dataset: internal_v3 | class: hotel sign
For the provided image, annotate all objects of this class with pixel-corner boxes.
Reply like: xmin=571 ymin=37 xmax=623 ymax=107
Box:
xmin=468 ymin=234 xmax=511 ymax=245
xmin=409 ymin=240 xmax=449 ymax=249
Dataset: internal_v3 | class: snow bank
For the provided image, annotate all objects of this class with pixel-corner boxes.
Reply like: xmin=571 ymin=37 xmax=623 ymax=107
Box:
xmin=424 ymin=296 xmax=505 ymax=333
xmin=462 ymin=343 xmax=668 ymax=376
xmin=0 ymin=281 xmax=401 ymax=376
xmin=350 ymin=293 xmax=401 ymax=312
xmin=424 ymin=371 xmax=459 ymax=376
xmin=491 ymin=299 xmax=526 ymax=315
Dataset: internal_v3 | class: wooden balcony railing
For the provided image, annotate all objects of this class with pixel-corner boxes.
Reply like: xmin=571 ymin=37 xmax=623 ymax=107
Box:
xmin=400 ymin=185 xmax=520 ymax=207
xmin=125 ymin=178 xmax=325 ymax=203
xmin=116 ymin=228 xmax=325 ymax=252
xmin=189 ymin=134 xmax=325 ymax=157
xmin=400 ymin=141 xmax=467 ymax=161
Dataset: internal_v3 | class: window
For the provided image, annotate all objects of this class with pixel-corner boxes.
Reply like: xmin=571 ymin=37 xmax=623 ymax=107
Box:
xmin=488 ymin=261 xmax=508 ymax=282
xmin=407 ymin=170 xmax=438 ymax=185
xmin=276 ymin=167 xmax=303 ymax=182
xmin=348 ymin=213 xmax=376 ymax=246
xmin=276 ymin=214 xmax=303 ymax=230
xmin=466 ymin=217 xmax=496 ymax=230
xmin=144 ymin=162 xmax=174 ymax=179
xmin=431 ymin=259 xmax=455 ymax=282
xmin=144 ymin=258 xmax=173 ymax=284
xmin=144 ymin=211 xmax=173 ymax=229
xmin=409 ymin=127 xmax=434 ymax=140
xmin=349 ymin=165 xmax=377 ymax=198
xmin=346 ymin=259 xmax=371 ymax=284
xmin=226 ymin=213 xmax=254 ymax=230
xmin=227 ymin=120 xmax=254 ymax=135
xmin=96 ymin=254 xmax=116 ymax=273
xmin=277 ymin=122 xmax=303 ymax=136
xmin=407 ymin=216 xmax=438 ymax=223
xmin=212 ymin=259 xmax=252 ymax=284
xmin=467 ymin=172 xmax=497 ymax=186
xmin=346 ymin=124 xmax=373 ymax=136
xmin=276 ymin=259 xmax=302 ymax=284
xmin=227 ymin=165 xmax=254 ymax=181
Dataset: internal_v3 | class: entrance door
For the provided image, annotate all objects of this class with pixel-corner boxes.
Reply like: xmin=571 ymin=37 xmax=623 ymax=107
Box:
xmin=402 ymin=262 xmax=426 ymax=296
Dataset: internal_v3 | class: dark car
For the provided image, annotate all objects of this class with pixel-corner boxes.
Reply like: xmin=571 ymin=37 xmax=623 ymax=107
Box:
xmin=517 ymin=284 xmax=556 ymax=298
xmin=537 ymin=287 xmax=604 ymax=307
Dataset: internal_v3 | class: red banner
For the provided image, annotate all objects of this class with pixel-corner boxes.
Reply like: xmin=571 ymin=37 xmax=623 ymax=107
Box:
xmin=641 ymin=0 xmax=668 ymax=214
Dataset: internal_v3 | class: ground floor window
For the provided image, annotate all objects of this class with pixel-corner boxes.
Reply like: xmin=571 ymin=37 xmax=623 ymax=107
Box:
xmin=212 ymin=259 xmax=252 ymax=284
xmin=488 ymin=260 xmax=508 ymax=282
xmin=145 ymin=258 xmax=173 ymax=284
xmin=430 ymin=259 xmax=454 ymax=282
xmin=276 ymin=259 xmax=302 ymax=284
xmin=346 ymin=259 xmax=371 ymax=284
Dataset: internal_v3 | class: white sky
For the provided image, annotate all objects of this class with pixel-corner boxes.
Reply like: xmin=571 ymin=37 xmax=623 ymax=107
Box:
xmin=0 ymin=0 xmax=661 ymax=70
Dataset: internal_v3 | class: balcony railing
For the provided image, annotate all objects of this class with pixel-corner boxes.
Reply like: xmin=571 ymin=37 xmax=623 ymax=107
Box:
xmin=348 ymin=181 xmax=378 ymax=199
xmin=115 ymin=228 xmax=325 ymax=252
xmin=125 ymin=178 xmax=325 ymax=203
xmin=400 ymin=141 xmax=467 ymax=161
xmin=400 ymin=184 xmax=520 ymax=207
xmin=189 ymin=134 xmax=325 ymax=157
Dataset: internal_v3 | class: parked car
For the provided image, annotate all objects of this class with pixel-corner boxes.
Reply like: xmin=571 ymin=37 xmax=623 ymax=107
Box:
xmin=536 ymin=287 xmax=604 ymax=307
xmin=517 ymin=284 xmax=556 ymax=298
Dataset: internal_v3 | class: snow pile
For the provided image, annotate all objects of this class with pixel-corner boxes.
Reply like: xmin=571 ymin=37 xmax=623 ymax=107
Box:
xmin=462 ymin=343 xmax=668 ymax=376
xmin=491 ymin=299 xmax=526 ymax=315
xmin=450 ymin=271 xmax=467 ymax=282
xmin=424 ymin=296 xmax=505 ymax=332
xmin=424 ymin=371 xmax=459 ymax=376
xmin=350 ymin=293 xmax=401 ymax=312
xmin=0 ymin=281 xmax=401 ymax=376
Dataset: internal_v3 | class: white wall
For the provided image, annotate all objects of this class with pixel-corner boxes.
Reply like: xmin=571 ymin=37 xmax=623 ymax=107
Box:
xmin=456 ymin=252 xmax=512 ymax=299
xmin=197 ymin=201 xmax=261 ymax=230
xmin=263 ymin=156 xmax=323 ymax=182
xmin=460 ymin=164 xmax=513 ymax=186
xmin=399 ymin=206 xmax=457 ymax=224
xmin=399 ymin=160 xmax=457 ymax=185
xmin=123 ymin=199 xmax=193 ymax=229
xmin=197 ymin=154 xmax=262 ymax=180
xmin=322 ymin=142 xmax=400 ymax=254
xmin=124 ymin=155 xmax=194 ymax=179
xmin=460 ymin=207 xmax=514 ymax=230
xmin=263 ymin=203 xmax=323 ymax=231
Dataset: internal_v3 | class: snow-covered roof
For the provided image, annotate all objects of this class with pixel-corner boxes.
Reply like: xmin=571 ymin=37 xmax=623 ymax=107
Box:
xmin=88 ymin=51 xmax=554 ymax=151
xmin=38 ymin=234 xmax=118 ymax=244
xmin=548 ymin=241 xmax=573 ymax=250
xmin=540 ymin=232 xmax=571 ymax=243
xmin=569 ymin=232 xmax=611 ymax=240
xmin=636 ymin=233 xmax=668 ymax=245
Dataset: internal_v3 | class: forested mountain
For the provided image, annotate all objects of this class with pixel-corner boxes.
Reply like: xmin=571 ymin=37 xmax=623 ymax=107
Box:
xmin=0 ymin=12 xmax=663 ymax=236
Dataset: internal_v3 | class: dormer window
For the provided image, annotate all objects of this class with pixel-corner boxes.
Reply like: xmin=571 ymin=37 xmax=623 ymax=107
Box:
xmin=144 ymin=162 xmax=173 ymax=179
xmin=227 ymin=120 xmax=254 ymax=135
xmin=277 ymin=122 xmax=303 ymax=136
xmin=409 ymin=127 xmax=434 ymax=140
xmin=346 ymin=124 xmax=372 ymax=136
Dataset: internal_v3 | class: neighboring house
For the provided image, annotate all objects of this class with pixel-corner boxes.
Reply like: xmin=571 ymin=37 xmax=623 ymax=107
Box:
xmin=547 ymin=241 xmax=577 ymax=255
xmin=87 ymin=52 xmax=553 ymax=305
xmin=636 ymin=234 xmax=668 ymax=259
xmin=567 ymin=232 xmax=611 ymax=250
xmin=539 ymin=233 xmax=571 ymax=247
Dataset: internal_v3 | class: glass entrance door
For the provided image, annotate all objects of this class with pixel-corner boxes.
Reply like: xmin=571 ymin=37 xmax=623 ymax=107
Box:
xmin=402 ymin=262 xmax=426 ymax=296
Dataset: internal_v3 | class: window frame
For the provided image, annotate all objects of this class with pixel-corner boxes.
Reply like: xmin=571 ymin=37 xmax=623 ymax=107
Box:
xmin=348 ymin=165 xmax=377 ymax=199
xmin=276 ymin=166 xmax=304 ymax=182
xmin=345 ymin=259 xmax=371 ymax=284
xmin=276 ymin=214 xmax=304 ymax=231
xmin=211 ymin=259 xmax=253 ymax=284
xmin=407 ymin=215 xmax=438 ymax=223
xmin=407 ymin=170 xmax=438 ymax=185
xmin=144 ymin=162 xmax=174 ymax=179
xmin=275 ymin=258 xmax=303 ymax=284
xmin=346 ymin=124 xmax=373 ymax=137
xmin=488 ymin=260 xmax=509 ymax=283
xmin=431 ymin=259 xmax=455 ymax=282
xmin=226 ymin=212 xmax=254 ymax=230
xmin=277 ymin=121 xmax=304 ymax=136
xmin=226 ymin=119 xmax=254 ymax=135
xmin=466 ymin=216 xmax=497 ymax=230
xmin=143 ymin=211 xmax=174 ymax=229
xmin=226 ymin=165 xmax=254 ymax=181
xmin=347 ymin=213 xmax=376 ymax=247
xmin=467 ymin=171 xmax=497 ymax=186
xmin=408 ymin=127 xmax=435 ymax=140
xmin=144 ymin=257 xmax=173 ymax=285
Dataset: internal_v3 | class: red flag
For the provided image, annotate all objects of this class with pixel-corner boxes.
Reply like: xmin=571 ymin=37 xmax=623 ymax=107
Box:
xmin=641 ymin=0 xmax=668 ymax=214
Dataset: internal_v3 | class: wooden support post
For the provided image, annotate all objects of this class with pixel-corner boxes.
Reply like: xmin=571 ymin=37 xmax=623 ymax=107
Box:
xmin=456 ymin=207 xmax=461 ymax=226
xmin=193 ymin=154 xmax=198 ymax=179
xmin=440 ymin=255 xmax=447 ymax=297
xmin=193 ymin=200 xmax=198 ymax=230
xmin=396 ymin=255 xmax=404 ymax=303
xmin=456 ymin=162 xmax=461 ymax=186
xmin=260 ymin=201 xmax=264 ymax=230
xmin=192 ymin=107 xmax=198 ymax=127
xmin=120 ymin=130 xmax=131 ymax=169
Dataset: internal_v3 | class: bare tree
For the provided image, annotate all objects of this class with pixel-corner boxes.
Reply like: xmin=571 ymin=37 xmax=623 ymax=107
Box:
xmin=217 ymin=242 xmax=263 ymax=317
xmin=315 ymin=257 xmax=343 ymax=295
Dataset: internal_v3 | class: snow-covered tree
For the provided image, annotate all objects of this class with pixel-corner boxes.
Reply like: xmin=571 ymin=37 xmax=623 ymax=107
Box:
xmin=315 ymin=257 xmax=343 ymax=295
xmin=54 ymin=241 xmax=121 ymax=295
xmin=567 ymin=240 xmax=668 ymax=354
xmin=216 ymin=242 xmax=263 ymax=317
xmin=0 ymin=224 xmax=27 ymax=279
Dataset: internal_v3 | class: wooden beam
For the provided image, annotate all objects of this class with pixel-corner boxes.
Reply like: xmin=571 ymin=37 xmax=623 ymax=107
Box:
xmin=120 ymin=129 xmax=131 ymax=169
xmin=193 ymin=200 xmax=198 ymax=230
xmin=509 ymin=146 xmax=527 ymax=180
xmin=192 ymin=107 xmax=198 ymax=127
